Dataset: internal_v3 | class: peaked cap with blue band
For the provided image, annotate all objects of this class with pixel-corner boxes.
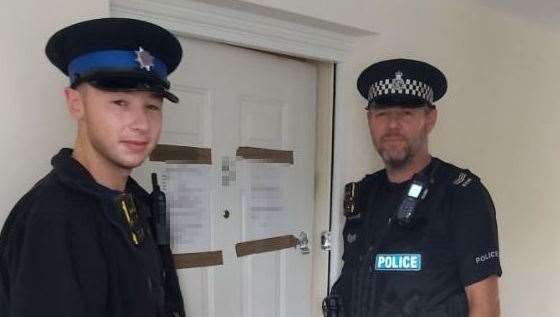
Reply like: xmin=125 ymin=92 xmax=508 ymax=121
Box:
xmin=46 ymin=18 xmax=182 ymax=103
xmin=357 ymin=59 xmax=447 ymax=109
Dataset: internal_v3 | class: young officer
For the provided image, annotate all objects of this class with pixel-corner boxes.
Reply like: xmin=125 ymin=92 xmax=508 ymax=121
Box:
xmin=325 ymin=59 xmax=502 ymax=316
xmin=0 ymin=18 xmax=185 ymax=317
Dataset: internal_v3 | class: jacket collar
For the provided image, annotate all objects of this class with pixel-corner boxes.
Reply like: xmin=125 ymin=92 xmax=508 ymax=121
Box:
xmin=51 ymin=148 xmax=149 ymax=201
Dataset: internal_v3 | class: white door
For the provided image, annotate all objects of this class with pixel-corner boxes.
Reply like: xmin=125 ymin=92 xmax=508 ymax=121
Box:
xmin=134 ymin=36 xmax=317 ymax=317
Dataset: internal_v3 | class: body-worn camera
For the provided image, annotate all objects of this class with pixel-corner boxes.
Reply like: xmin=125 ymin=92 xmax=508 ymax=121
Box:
xmin=394 ymin=179 xmax=428 ymax=227
xmin=394 ymin=160 xmax=440 ymax=227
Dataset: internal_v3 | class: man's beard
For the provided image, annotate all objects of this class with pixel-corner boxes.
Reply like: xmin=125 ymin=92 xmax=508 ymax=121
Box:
xmin=378 ymin=146 xmax=413 ymax=170
xmin=375 ymin=133 xmax=426 ymax=171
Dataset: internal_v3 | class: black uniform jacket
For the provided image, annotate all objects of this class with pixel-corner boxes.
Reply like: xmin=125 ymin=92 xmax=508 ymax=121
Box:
xmin=0 ymin=149 xmax=185 ymax=317
xmin=333 ymin=158 xmax=502 ymax=317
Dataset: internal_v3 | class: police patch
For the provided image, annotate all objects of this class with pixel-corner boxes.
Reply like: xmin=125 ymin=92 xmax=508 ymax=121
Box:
xmin=374 ymin=254 xmax=422 ymax=271
xmin=346 ymin=233 xmax=357 ymax=243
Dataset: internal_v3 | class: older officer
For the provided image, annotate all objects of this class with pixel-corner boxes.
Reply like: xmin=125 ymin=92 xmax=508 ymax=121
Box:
xmin=325 ymin=59 xmax=502 ymax=316
xmin=0 ymin=18 xmax=185 ymax=317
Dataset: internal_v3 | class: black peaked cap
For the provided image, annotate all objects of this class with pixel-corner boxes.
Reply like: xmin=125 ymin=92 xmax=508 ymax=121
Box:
xmin=46 ymin=17 xmax=182 ymax=76
xmin=357 ymin=58 xmax=447 ymax=108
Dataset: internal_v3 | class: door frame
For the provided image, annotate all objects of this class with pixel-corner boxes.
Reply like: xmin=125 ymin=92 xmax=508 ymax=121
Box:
xmin=111 ymin=0 xmax=373 ymax=314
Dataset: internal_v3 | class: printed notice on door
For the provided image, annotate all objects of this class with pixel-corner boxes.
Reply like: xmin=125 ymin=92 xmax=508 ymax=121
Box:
xmin=161 ymin=164 xmax=213 ymax=253
xmin=240 ymin=161 xmax=289 ymax=240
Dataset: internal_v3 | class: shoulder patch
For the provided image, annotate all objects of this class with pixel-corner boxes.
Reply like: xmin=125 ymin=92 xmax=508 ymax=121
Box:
xmin=346 ymin=233 xmax=357 ymax=243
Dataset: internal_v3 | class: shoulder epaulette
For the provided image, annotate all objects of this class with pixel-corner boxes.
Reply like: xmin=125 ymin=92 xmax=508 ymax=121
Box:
xmin=450 ymin=169 xmax=480 ymax=188
xmin=429 ymin=158 xmax=480 ymax=189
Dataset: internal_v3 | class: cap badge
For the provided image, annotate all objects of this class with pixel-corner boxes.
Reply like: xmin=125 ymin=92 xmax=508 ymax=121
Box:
xmin=390 ymin=71 xmax=406 ymax=91
xmin=135 ymin=47 xmax=155 ymax=71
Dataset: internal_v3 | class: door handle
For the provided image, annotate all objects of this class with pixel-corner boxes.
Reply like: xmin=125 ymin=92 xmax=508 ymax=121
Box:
xmin=320 ymin=230 xmax=332 ymax=251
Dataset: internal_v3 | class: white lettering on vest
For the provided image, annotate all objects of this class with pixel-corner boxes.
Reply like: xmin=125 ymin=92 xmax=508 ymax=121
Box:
xmin=374 ymin=254 xmax=422 ymax=271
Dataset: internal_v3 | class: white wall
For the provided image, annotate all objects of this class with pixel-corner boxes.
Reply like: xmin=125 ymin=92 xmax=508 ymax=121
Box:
xmin=241 ymin=0 xmax=560 ymax=316
xmin=2 ymin=0 xmax=560 ymax=316
xmin=0 ymin=1 xmax=109 ymax=225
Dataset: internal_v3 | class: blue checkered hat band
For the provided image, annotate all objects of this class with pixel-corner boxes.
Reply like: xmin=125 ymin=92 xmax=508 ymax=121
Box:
xmin=367 ymin=78 xmax=434 ymax=105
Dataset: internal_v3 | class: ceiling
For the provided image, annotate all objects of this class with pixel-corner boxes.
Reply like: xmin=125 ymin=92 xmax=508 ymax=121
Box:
xmin=474 ymin=0 xmax=560 ymax=27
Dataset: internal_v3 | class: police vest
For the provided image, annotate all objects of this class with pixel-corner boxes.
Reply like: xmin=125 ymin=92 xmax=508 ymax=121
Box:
xmin=334 ymin=158 xmax=474 ymax=317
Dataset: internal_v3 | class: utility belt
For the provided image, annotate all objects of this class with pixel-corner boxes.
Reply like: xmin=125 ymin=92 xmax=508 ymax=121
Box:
xmin=322 ymin=291 xmax=468 ymax=317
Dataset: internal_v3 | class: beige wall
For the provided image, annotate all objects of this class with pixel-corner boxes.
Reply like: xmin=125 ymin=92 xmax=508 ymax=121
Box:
xmin=232 ymin=0 xmax=376 ymax=32
xmin=340 ymin=2 xmax=560 ymax=316
xmin=1 ymin=0 xmax=559 ymax=316
xmin=0 ymin=1 xmax=109 ymax=225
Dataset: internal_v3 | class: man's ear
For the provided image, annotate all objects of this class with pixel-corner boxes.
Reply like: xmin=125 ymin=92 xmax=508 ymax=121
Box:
xmin=366 ymin=108 xmax=373 ymax=120
xmin=425 ymin=107 xmax=438 ymax=133
xmin=64 ymin=86 xmax=85 ymax=120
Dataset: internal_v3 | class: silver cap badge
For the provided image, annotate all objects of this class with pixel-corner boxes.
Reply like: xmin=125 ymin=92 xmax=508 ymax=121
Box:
xmin=135 ymin=47 xmax=155 ymax=71
xmin=390 ymin=71 xmax=406 ymax=91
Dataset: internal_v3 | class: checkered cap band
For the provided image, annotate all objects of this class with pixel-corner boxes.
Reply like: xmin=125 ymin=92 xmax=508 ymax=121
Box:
xmin=367 ymin=78 xmax=434 ymax=105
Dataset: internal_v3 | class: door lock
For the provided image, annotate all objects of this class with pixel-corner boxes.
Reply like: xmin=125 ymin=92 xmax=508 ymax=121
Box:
xmin=296 ymin=231 xmax=310 ymax=254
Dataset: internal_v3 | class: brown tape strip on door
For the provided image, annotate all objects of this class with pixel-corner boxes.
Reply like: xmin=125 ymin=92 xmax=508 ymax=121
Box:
xmin=235 ymin=235 xmax=298 ymax=257
xmin=173 ymin=251 xmax=223 ymax=269
xmin=236 ymin=147 xmax=293 ymax=164
xmin=150 ymin=144 xmax=212 ymax=164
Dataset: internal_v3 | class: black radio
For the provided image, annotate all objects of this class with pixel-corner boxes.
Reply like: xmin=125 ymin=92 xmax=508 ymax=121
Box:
xmin=394 ymin=160 xmax=440 ymax=227
xmin=395 ymin=179 xmax=428 ymax=227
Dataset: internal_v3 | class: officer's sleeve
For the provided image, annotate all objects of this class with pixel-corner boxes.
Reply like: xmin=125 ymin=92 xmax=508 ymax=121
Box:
xmin=0 ymin=254 xmax=9 ymax=317
xmin=449 ymin=178 xmax=502 ymax=287
xmin=5 ymin=212 xmax=89 ymax=317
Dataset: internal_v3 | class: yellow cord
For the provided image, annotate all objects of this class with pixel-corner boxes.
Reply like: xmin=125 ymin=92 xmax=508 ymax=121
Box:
xmin=121 ymin=200 xmax=139 ymax=245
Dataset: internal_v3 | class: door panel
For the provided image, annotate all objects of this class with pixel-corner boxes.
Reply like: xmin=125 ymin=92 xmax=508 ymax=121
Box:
xmin=239 ymin=95 xmax=287 ymax=148
xmin=134 ymin=36 xmax=317 ymax=317
xmin=161 ymin=86 xmax=211 ymax=147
